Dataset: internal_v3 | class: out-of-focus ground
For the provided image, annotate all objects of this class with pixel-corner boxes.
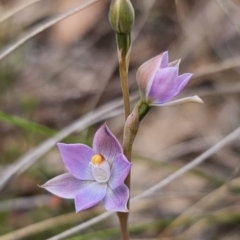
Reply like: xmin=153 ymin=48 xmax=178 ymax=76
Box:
xmin=1 ymin=0 xmax=240 ymax=239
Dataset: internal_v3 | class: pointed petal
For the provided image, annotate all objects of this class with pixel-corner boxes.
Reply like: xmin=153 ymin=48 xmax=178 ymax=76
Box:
xmin=177 ymin=73 xmax=193 ymax=93
xmin=74 ymin=182 xmax=107 ymax=212
xmin=160 ymin=51 xmax=169 ymax=68
xmin=148 ymin=67 xmax=179 ymax=103
xmin=40 ymin=173 xmax=88 ymax=199
xmin=103 ymin=184 xmax=129 ymax=212
xmin=155 ymin=73 xmax=192 ymax=103
xmin=93 ymin=124 xmax=122 ymax=165
xmin=150 ymin=95 xmax=203 ymax=107
xmin=57 ymin=143 xmax=95 ymax=180
xmin=136 ymin=52 xmax=166 ymax=98
xmin=169 ymin=59 xmax=181 ymax=68
xmin=108 ymin=154 xmax=132 ymax=189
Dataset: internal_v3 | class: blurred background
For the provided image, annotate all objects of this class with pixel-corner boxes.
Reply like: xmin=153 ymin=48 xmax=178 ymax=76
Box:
xmin=1 ymin=0 xmax=240 ymax=239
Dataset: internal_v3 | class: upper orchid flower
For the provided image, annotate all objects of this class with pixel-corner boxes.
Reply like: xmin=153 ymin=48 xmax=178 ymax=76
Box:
xmin=41 ymin=124 xmax=131 ymax=213
xmin=136 ymin=51 xmax=202 ymax=106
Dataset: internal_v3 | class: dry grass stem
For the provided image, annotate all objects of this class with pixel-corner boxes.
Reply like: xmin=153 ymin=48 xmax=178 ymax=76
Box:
xmin=0 ymin=0 xmax=100 ymax=61
xmin=0 ymin=0 xmax=45 ymax=23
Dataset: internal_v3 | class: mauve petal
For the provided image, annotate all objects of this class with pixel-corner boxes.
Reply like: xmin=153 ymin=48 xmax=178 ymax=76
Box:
xmin=177 ymin=73 xmax=193 ymax=93
xmin=160 ymin=51 xmax=169 ymax=68
xmin=148 ymin=67 xmax=178 ymax=103
xmin=150 ymin=73 xmax=192 ymax=105
xmin=93 ymin=124 xmax=122 ymax=165
xmin=57 ymin=143 xmax=95 ymax=180
xmin=103 ymin=184 xmax=129 ymax=212
xmin=40 ymin=173 xmax=89 ymax=199
xmin=136 ymin=53 xmax=165 ymax=98
xmin=108 ymin=154 xmax=132 ymax=189
xmin=74 ymin=182 xmax=107 ymax=212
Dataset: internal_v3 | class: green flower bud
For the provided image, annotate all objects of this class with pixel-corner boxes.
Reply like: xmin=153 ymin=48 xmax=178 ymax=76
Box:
xmin=109 ymin=0 xmax=135 ymax=34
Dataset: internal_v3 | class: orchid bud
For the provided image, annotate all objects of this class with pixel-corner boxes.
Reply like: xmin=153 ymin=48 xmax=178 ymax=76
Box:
xmin=136 ymin=51 xmax=203 ymax=107
xmin=109 ymin=0 xmax=135 ymax=34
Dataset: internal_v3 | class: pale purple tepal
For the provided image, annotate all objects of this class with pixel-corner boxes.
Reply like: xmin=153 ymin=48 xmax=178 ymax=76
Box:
xmin=136 ymin=51 xmax=194 ymax=106
xmin=41 ymin=124 xmax=131 ymax=213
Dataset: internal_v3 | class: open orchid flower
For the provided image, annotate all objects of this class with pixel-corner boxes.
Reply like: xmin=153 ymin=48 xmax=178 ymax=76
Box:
xmin=41 ymin=124 xmax=131 ymax=213
xmin=136 ymin=51 xmax=203 ymax=106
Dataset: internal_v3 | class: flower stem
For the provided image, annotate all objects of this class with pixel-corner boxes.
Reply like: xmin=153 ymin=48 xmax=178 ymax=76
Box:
xmin=116 ymin=32 xmax=132 ymax=240
xmin=117 ymin=101 xmax=150 ymax=240
xmin=117 ymin=33 xmax=131 ymax=119
xmin=117 ymin=212 xmax=130 ymax=240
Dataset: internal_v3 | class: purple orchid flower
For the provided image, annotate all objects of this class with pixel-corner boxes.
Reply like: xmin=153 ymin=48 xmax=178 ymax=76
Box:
xmin=41 ymin=124 xmax=131 ymax=213
xmin=136 ymin=51 xmax=202 ymax=106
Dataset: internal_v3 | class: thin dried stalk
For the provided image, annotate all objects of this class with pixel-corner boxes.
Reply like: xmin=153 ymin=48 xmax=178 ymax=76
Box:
xmin=0 ymin=0 xmax=45 ymax=23
xmin=0 ymin=0 xmax=101 ymax=61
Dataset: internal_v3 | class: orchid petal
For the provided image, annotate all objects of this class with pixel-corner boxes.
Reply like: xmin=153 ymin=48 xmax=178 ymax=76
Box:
xmin=57 ymin=143 xmax=94 ymax=180
xmin=150 ymin=95 xmax=203 ymax=107
xmin=177 ymin=73 xmax=193 ymax=93
xmin=169 ymin=59 xmax=181 ymax=68
xmin=103 ymin=184 xmax=129 ymax=212
xmin=108 ymin=154 xmax=132 ymax=189
xmin=136 ymin=53 xmax=166 ymax=98
xmin=75 ymin=182 xmax=107 ymax=212
xmin=148 ymin=67 xmax=178 ymax=103
xmin=40 ymin=173 xmax=89 ymax=199
xmin=93 ymin=124 xmax=122 ymax=165
xmin=151 ymin=73 xmax=193 ymax=104
xmin=136 ymin=52 xmax=198 ymax=106
xmin=160 ymin=51 xmax=169 ymax=68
